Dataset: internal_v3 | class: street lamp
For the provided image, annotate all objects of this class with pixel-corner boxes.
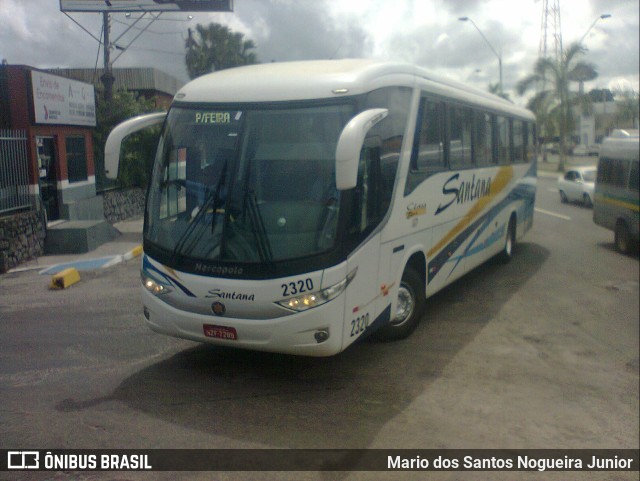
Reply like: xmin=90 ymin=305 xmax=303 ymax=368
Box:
xmin=576 ymin=14 xmax=611 ymax=151
xmin=579 ymin=14 xmax=611 ymax=45
xmin=459 ymin=16 xmax=503 ymax=95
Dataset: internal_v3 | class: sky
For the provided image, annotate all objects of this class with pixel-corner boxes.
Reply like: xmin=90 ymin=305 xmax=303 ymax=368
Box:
xmin=1 ymin=0 xmax=638 ymax=106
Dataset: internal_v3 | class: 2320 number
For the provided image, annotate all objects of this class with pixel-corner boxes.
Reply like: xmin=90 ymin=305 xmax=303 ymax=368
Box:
xmin=350 ymin=313 xmax=370 ymax=337
xmin=281 ymin=278 xmax=314 ymax=297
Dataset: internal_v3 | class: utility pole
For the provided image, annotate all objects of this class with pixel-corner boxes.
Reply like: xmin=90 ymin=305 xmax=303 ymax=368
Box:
xmin=101 ymin=12 xmax=114 ymax=101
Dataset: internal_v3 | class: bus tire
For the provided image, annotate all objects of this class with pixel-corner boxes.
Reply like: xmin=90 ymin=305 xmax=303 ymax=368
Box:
xmin=497 ymin=216 xmax=516 ymax=264
xmin=615 ymin=221 xmax=631 ymax=254
xmin=374 ymin=266 xmax=425 ymax=342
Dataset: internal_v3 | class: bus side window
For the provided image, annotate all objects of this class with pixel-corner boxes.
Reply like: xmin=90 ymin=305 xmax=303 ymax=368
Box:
xmin=512 ymin=119 xmax=525 ymax=163
xmin=597 ymin=158 xmax=611 ymax=184
xmin=359 ymin=139 xmax=382 ymax=232
xmin=474 ymin=111 xmax=494 ymax=167
xmin=365 ymin=86 xmax=411 ymax=212
xmin=496 ymin=115 xmax=510 ymax=165
xmin=613 ymin=159 xmax=629 ymax=187
xmin=629 ymin=161 xmax=639 ymax=192
xmin=405 ymin=98 xmax=445 ymax=194
xmin=449 ymin=106 xmax=473 ymax=170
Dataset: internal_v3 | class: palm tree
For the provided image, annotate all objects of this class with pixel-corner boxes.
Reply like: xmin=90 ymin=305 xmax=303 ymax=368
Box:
xmin=517 ymin=42 xmax=598 ymax=171
xmin=488 ymin=82 xmax=511 ymax=102
xmin=185 ymin=23 xmax=257 ymax=80
xmin=524 ymin=91 xmax=557 ymax=162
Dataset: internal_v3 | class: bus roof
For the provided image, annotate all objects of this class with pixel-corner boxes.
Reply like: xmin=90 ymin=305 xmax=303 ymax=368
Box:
xmin=601 ymin=131 xmax=640 ymax=161
xmin=175 ymin=59 xmax=534 ymax=120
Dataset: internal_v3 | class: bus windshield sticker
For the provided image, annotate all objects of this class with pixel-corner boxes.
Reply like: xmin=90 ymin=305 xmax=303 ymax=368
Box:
xmin=195 ymin=111 xmax=236 ymax=125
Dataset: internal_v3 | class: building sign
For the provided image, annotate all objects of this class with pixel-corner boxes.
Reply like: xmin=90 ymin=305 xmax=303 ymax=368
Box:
xmin=31 ymin=71 xmax=96 ymax=127
xmin=59 ymin=0 xmax=233 ymax=12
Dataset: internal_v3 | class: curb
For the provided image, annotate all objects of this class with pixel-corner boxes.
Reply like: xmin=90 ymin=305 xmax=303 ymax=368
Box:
xmin=97 ymin=245 xmax=144 ymax=270
xmin=45 ymin=245 xmax=143 ymax=289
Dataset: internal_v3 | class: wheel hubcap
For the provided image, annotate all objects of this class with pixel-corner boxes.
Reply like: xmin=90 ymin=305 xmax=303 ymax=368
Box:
xmin=505 ymin=229 xmax=512 ymax=256
xmin=393 ymin=284 xmax=415 ymax=326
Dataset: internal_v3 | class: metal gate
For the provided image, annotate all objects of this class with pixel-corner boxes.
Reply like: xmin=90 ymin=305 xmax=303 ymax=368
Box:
xmin=0 ymin=129 xmax=30 ymax=215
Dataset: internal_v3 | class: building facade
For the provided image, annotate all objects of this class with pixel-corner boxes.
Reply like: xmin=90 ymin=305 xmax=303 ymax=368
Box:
xmin=1 ymin=65 xmax=99 ymax=222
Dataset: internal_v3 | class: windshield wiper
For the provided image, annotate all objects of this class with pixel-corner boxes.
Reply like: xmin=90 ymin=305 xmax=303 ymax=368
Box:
xmin=172 ymin=163 xmax=227 ymax=260
xmin=245 ymin=190 xmax=273 ymax=262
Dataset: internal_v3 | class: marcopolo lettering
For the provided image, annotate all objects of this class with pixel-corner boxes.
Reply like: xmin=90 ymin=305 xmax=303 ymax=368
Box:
xmin=194 ymin=262 xmax=243 ymax=276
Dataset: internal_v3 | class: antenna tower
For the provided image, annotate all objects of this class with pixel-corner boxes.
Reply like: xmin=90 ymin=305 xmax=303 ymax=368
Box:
xmin=539 ymin=0 xmax=563 ymax=61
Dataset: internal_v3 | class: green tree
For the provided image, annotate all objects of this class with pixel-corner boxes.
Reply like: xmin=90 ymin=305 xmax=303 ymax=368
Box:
xmin=488 ymin=82 xmax=511 ymax=102
xmin=517 ymin=42 xmax=598 ymax=171
xmin=94 ymin=88 xmax=159 ymax=190
xmin=612 ymin=87 xmax=640 ymax=130
xmin=524 ymin=91 xmax=557 ymax=161
xmin=185 ymin=23 xmax=257 ymax=80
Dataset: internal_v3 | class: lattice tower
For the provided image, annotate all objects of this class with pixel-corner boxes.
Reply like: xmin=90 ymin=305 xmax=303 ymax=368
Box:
xmin=539 ymin=0 xmax=563 ymax=62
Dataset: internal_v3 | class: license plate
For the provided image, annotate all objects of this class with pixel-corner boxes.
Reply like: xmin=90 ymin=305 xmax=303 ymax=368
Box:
xmin=203 ymin=324 xmax=238 ymax=341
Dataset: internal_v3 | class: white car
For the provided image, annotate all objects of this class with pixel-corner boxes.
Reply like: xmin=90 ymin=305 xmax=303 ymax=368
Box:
xmin=557 ymin=167 xmax=597 ymax=207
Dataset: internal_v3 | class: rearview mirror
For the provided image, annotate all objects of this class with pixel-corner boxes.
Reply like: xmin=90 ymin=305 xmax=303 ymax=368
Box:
xmin=335 ymin=108 xmax=388 ymax=190
xmin=104 ymin=112 xmax=166 ymax=179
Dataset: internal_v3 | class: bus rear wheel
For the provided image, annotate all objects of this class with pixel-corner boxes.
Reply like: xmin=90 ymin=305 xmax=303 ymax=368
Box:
xmin=615 ymin=221 xmax=631 ymax=254
xmin=374 ymin=266 xmax=425 ymax=341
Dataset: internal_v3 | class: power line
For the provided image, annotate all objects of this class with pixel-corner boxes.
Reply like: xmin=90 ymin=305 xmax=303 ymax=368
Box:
xmin=125 ymin=46 xmax=185 ymax=57
xmin=112 ymin=18 xmax=185 ymax=35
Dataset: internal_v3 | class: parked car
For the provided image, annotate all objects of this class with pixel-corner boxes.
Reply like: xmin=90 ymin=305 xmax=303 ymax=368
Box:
xmin=558 ymin=166 xmax=597 ymax=207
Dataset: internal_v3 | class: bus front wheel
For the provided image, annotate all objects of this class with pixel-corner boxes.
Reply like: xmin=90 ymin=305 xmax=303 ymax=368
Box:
xmin=374 ymin=267 xmax=425 ymax=341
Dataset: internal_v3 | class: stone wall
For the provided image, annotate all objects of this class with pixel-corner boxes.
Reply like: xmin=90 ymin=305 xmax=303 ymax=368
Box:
xmin=102 ymin=188 xmax=146 ymax=223
xmin=0 ymin=189 xmax=145 ymax=273
xmin=0 ymin=210 xmax=46 ymax=273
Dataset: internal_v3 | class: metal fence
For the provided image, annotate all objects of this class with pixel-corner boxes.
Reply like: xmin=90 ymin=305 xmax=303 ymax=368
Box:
xmin=0 ymin=129 xmax=31 ymax=215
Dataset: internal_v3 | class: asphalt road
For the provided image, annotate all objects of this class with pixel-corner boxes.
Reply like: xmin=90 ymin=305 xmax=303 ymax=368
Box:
xmin=1 ymin=175 xmax=638 ymax=481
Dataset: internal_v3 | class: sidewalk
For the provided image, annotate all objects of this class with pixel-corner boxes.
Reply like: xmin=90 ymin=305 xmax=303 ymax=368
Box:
xmin=10 ymin=216 xmax=144 ymax=275
xmin=537 ymin=152 xmax=598 ymax=177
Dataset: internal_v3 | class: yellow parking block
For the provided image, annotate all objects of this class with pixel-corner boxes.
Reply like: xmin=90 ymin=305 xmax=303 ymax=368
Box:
xmin=125 ymin=245 xmax=143 ymax=260
xmin=49 ymin=267 xmax=81 ymax=290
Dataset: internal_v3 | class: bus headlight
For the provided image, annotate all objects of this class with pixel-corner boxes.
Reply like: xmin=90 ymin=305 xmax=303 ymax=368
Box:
xmin=141 ymin=272 xmax=173 ymax=296
xmin=276 ymin=268 xmax=357 ymax=312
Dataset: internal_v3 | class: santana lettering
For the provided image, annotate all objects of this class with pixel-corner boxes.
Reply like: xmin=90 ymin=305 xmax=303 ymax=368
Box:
xmin=436 ymin=173 xmax=492 ymax=215
xmin=207 ymin=289 xmax=255 ymax=301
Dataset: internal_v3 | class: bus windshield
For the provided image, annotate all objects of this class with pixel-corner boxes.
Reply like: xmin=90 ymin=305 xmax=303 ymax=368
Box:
xmin=146 ymin=103 xmax=354 ymax=265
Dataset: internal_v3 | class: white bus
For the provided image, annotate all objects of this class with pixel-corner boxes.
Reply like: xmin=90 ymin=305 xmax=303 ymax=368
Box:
xmin=593 ymin=129 xmax=640 ymax=254
xmin=105 ymin=60 xmax=537 ymax=356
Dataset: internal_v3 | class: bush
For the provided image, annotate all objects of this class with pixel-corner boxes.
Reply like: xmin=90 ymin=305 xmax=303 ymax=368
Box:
xmin=94 ymin=88 xmax=161 ymax=191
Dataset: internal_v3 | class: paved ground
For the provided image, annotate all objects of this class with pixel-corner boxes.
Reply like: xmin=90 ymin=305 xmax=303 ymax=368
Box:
xmin=1 ymin=167 xmax=637 ymax=481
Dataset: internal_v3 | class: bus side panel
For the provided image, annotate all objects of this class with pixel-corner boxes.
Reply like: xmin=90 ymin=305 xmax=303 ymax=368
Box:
xmin=594 ymin=183 xmax=640 ymax=238
xmin=342 ymin=233 xmax=385 ymax=350
xmin=382 ymin=162 xmax=535 ymax=300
